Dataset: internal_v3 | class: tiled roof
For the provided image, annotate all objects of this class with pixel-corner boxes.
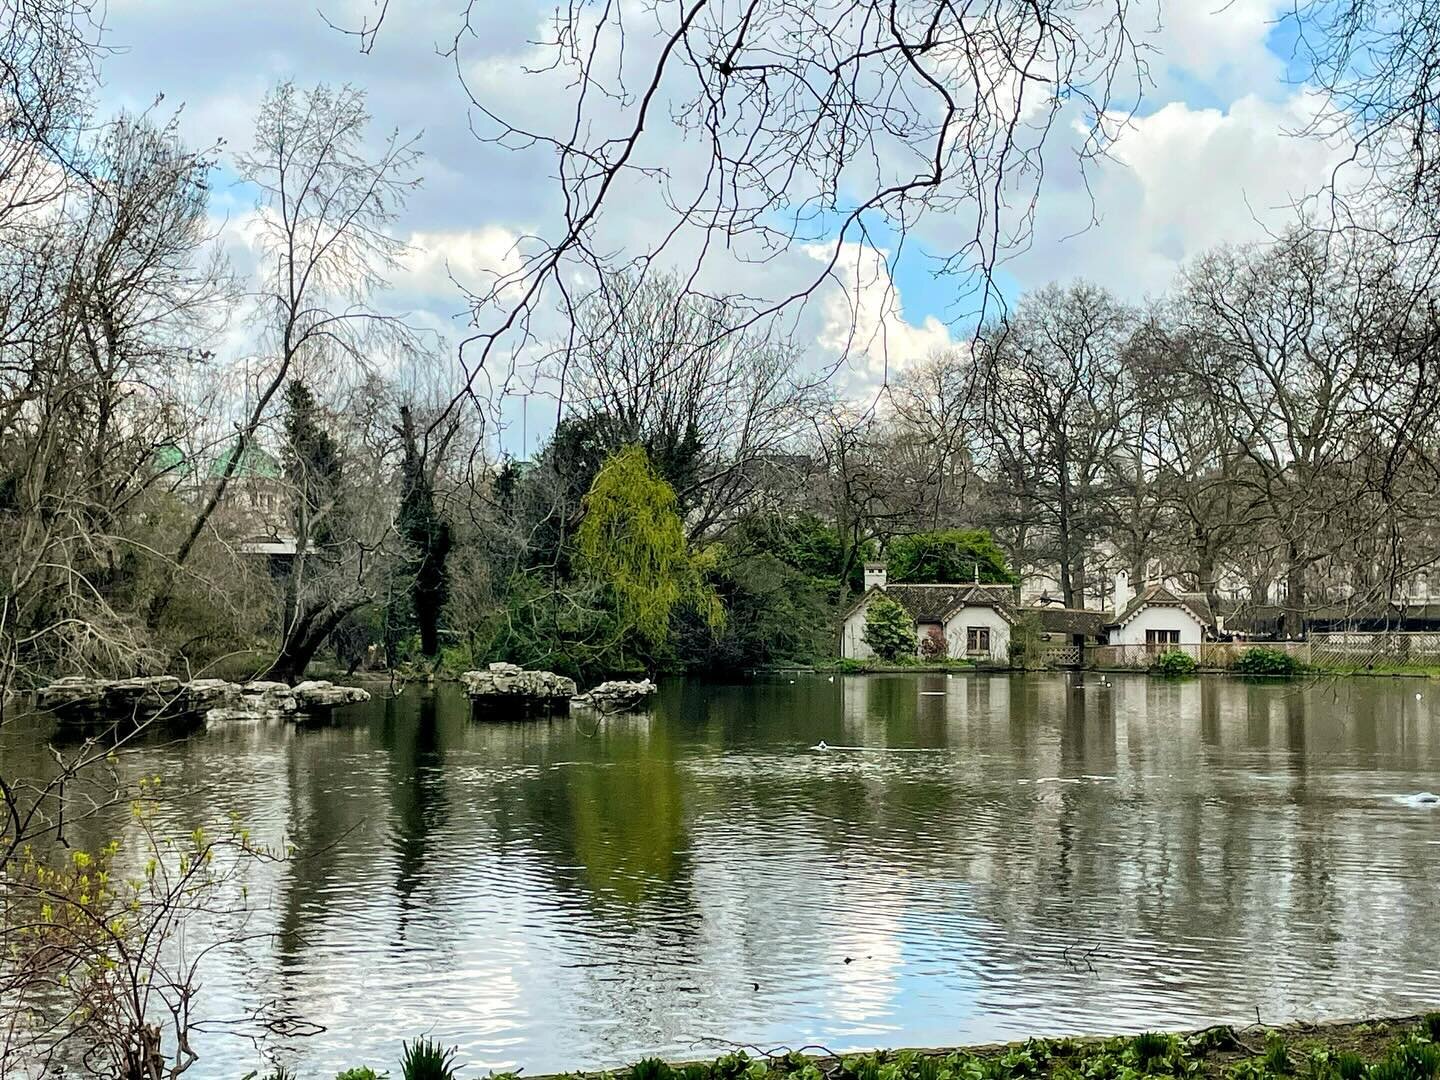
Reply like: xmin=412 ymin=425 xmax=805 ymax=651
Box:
xmin=883 ymin=584 xmax=980 ymax=621
xmin=1029 ymin=606 xmax=1107 ymax=637
xmin=848 ymin=583 xmax=1016 ymax=622
xmin=1110 ymin=585 xmax=1215 ymax=628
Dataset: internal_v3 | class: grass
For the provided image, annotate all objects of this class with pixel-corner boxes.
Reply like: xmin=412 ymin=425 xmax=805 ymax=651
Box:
xmin=518 ymin=1016 xmax=1440 ymax=1080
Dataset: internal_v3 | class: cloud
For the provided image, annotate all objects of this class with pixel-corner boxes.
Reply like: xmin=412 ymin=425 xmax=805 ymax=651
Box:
xmin=996 ymin=91 xmax=1344 ymax=298
xmin=805 ymin=242 xmax=954 ymax=390
xmin=1148 ymin=0 xmax=1289 ymax=98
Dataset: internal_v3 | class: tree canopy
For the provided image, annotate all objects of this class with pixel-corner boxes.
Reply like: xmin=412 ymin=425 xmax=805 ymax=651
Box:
xmin=887 ymin=530 xmax=1015 ymax=585
xmin=575 ymin=445 xmax=722 ymax=647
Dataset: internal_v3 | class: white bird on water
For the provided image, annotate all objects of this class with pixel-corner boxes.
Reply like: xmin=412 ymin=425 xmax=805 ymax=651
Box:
xmin=828 ymin=676 xmax=835 ymax=683
xmin=812 ymin=740 xmax=830 ymax=752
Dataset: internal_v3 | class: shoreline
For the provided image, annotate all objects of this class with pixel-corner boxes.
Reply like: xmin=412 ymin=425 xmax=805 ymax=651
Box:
xmin=523 ymin=1014 xmax=1440 ymax=1080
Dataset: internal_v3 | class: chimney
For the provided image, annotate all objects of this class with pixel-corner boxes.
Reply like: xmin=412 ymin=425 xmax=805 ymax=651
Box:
xmin=1112 ymin=569 xmax=1131 ymax=618
xmin=864 ymin=561 xmax=888 ymax=591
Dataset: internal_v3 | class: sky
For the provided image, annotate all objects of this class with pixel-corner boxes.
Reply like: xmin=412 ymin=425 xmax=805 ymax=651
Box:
xmin=94 ymin=0 xmax=1345 ymax=455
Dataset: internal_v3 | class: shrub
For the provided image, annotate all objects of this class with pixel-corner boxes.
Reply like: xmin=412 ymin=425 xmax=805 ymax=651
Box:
xmin=1151 ymin=649 xmax=1197 ymax=676
xmin=862 ymin=593 xmax=915 ymax=661
xmin=400 ymin=1039 xmax=460 ymax=1080
xmin=337 ymin=1070 xmax=388 ymax=1080
xmin=1233 ymin=645 xmax=1302 ymax=676
xmin=919 ymin=626 xmax=949 ymax=660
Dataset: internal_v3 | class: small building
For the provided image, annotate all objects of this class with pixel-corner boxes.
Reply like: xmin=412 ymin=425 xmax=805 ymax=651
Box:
xmin=839 ymin=563 xmax=1016 ymax=662
xmin=942 ymin=585 xmax=1017 ymax=661
xmin=1105 ymin=573 xmax=1216 ymax=647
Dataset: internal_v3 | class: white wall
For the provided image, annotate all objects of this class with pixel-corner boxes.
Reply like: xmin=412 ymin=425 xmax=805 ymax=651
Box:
xmin=943 ymin=605 xmax=1011 ymax=661
xmin=1109 ymin=604 xmax=1205 ymax=647
xmin=841 ymin=597 xmax=945 ymax=659
xmin=840 ymin=602 xmax=874 ymax=659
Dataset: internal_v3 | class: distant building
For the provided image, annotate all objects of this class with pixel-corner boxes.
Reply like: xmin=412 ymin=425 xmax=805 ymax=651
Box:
xmin=1103 ymin=571 xmax=1217 ymax=647
xmin=840 ymin=563 xmax=1016 ymax=661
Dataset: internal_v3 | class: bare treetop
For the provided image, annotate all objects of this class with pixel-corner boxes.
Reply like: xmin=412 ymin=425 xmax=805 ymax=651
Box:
xmin=408 ymin=0 xmax=1148 ymax=420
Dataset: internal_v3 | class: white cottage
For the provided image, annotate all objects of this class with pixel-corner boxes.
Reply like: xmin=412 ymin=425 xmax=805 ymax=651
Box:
xmin=839 ymin=563 xmax=1016 ymax=661
xmin=1104 ymin=572 xmax=1216 ymax=647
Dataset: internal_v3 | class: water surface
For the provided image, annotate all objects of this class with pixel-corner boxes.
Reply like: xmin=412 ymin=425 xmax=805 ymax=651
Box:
xmin=6 ymin=672 xmax=1440 ymax=1076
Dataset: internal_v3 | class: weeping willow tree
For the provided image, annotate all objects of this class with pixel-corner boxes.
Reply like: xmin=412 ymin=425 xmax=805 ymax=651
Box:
xmin=576 ymin=445 xmax=722 ymax=647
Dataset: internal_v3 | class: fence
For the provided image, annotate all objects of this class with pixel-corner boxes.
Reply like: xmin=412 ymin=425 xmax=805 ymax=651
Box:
xmin=1090 ymin=635 xmax=1440 ymax=671
xmin=1037 ymin=644 xmax=1082 ymax=667
xmin=1308 ymin=632 xmax=1440 ymax=670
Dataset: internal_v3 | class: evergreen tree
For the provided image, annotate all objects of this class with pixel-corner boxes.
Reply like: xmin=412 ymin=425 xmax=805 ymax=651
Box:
xmin=396 ymin=404 xmax=452 ymax=658
xmin=862 ymin=594 xmax=915 ymax=661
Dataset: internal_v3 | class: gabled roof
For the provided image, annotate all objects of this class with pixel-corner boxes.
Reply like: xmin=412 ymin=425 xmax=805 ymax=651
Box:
xmin=845 ymin=583 xmax=1014 ymax=623
xmin=941 ymin=584 xmax=1018 ymax=624
xmin=1108 ymin=585 xmax=1215 ymax=629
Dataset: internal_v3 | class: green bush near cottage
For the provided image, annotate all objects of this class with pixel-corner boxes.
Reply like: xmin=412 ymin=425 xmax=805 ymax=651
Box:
xmin=1151 ymin=649 xmax=1198 ymax=676
xmin=862 ymin=593 xmax=916 ymax=661
xmin=1233 ymin=645 xmax=1304 ymax=676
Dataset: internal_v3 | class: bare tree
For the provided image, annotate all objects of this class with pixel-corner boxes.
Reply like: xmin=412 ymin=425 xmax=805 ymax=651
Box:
xmin=560 ymin=270 xmax=815 ymax=538
xmin=360 ymin=0 xmax=1152 ymax=434
xmin=976 ymin=282 xmax=1138 ymax=606
xmin=156 ymin=82 xmax=425 ymax=617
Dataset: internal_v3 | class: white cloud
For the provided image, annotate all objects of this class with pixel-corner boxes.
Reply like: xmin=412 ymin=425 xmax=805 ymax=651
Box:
xmin=805 ymin=242 xmax=953 ymax=391
xmin=1150 ymin=0 xmax=1288 ymax=95
xmin=1003 ymin=91 xmax=1344 ymax=297
xmin=399 ymin=225 xmax=524 ymax=302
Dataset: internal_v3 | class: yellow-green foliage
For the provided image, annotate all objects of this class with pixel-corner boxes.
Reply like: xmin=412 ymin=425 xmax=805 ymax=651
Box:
xmin=576 ymin=445 xmax=722 ymax=645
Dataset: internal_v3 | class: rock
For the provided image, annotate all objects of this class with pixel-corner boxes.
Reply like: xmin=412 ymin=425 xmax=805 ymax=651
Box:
xmin=572 ymin=679 xmax=658 ymax=712
xmin=35 ymin=675 xmax=183 ymax=717
xmin=462 ymin=663 xmax=577 ymax=715
xmin=291 ymin=680 xmax=372 ymax=708
xmin=33 ymin=675 xmax=369 ymax=724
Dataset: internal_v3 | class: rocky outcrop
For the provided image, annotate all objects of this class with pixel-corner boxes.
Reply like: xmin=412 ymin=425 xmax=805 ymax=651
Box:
xmin=572 ymin=679 xmax=657 ymax=712
xmin=462 ymin=663 xmax=577 ymax=714
xmin=33 ymin=676 xmax=369 ymax=723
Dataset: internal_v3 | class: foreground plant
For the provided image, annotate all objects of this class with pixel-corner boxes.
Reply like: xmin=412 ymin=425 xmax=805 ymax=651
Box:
xmin=1 ymin=779 xmax=279 ymax=1076
xmin=401 ymin=1038 xmax=461 ymax=1080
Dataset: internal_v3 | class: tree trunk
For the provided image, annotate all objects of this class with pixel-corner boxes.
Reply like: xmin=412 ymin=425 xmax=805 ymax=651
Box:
xmin=1286 ymin=543 xmax=1308 ymax=639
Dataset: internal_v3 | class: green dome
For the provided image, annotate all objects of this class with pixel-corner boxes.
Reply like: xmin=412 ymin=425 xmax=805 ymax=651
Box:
xmin=210 ymin=441 xmax=281 ymax=480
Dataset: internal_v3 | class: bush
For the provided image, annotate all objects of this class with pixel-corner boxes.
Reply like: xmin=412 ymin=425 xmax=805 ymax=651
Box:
xmin=337 ymin=1070 xmax=388 ymax=1080
xmin=1151 ymin=649 xmax=1197 ymax=676
xmin=1233 ymin=645 xmax=1302 ymax=676
xmin=400 ymin=1039 xmax=459 ymax=1080
xmin=919 ymin=626 xmax=949 ymax=660
xmin=862 ymin=593 xmax=915 ymax=661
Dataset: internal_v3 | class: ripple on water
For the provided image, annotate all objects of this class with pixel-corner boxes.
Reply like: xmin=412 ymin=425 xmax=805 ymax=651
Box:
xmin=6 ymin=675 xmax=1440 ymax=1076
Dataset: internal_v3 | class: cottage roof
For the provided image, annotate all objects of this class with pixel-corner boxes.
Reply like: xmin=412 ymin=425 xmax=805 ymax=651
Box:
xmin=1029 ymin=606 xmax=1107 ymax=638
xmin=1109 ymin=585 xmax=1215 ymax=629
xmin=846 ymin=582 xmax=1015 ymax=622
xmin=941 ymin=584 xmax=1019 ymax=624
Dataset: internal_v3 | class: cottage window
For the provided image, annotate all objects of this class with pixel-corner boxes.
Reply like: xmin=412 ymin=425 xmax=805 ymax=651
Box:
xmin=967 ymin=626 xmax=991 ymax=654
xmin=1145 ymin=628 xmax=1181 ymax=648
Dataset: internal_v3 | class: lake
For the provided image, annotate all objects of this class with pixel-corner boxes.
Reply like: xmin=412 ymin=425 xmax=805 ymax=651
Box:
xmin=4 ymin=672 xmax=1440 ymax=1077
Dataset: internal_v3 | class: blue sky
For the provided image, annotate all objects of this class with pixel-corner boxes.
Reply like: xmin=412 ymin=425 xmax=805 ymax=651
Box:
xmin=92 ymin=0 xmax=1345 ymax=448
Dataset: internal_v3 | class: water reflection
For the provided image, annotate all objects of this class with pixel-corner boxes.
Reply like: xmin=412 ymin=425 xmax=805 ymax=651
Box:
xmin=3 ymin=673 xmax=1439 ymax=1077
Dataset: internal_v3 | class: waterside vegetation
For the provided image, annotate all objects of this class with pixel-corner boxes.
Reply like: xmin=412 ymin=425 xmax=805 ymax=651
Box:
xmin=271 ymin=1015 xmax=1440 ymax=1080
